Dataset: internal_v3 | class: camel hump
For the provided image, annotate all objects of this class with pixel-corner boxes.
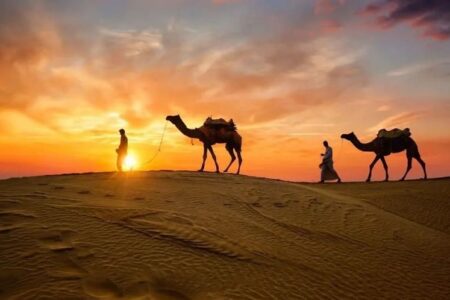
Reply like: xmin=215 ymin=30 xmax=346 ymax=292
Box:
xmin=377 ymin=128 xmax=411 ymax=139
xmin=204 ymin=117 xmax=237 ymax=131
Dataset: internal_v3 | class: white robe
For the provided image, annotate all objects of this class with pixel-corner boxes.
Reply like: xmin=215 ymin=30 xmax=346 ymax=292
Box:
xmin=321 ymin=147 xmax=339 ymax=181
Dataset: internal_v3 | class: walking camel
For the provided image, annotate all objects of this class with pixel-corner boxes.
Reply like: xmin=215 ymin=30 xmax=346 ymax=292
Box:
xmin=340 ymin=132 xmax=427 ymax=182
xmin=166 ymin=115 xmax=243 ymax=174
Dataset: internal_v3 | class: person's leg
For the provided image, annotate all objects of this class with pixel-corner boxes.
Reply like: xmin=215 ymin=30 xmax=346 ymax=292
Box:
xmin=117 ymin=153 xmax=124 ymax=172
xmin=319 ymin=165 xmax=325 ymax=183
xmin=330 ymin=162 xmax=341 ymax=183
xmin=336 ymin=172 xmax=342 ymax=183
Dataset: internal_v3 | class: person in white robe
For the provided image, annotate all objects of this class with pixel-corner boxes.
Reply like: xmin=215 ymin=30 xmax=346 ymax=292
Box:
xmin=319 ymin=141 xmax=341 ymax=183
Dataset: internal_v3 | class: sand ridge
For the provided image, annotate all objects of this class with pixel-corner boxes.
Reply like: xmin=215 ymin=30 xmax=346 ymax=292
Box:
xmin=0 ymin=171 xmax=449 ymax=299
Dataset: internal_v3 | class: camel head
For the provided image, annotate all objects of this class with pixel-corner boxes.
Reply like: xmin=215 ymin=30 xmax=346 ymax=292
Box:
xmin=166 ymin=115 xmax=181 ymax=124
xmin=340 ymin=132 xmax=356 ymax=141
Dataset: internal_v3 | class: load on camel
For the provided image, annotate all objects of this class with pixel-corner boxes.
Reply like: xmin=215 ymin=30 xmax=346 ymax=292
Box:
xmin=166 ymin=115 xmax=243 ymax=174
xmin=377 ymin=128 xmax=411 ymax=139
xmin=203 ymin=117 xmax=236 ymax=131
xmin=341 ymin=128 xmax=427 ymax=182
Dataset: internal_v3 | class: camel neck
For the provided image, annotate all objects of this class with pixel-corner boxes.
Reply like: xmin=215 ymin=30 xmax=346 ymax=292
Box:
xmin=172 ymin=119 xmax=202 ymax=139
xmin=349 ymin=135 xmax=374 ymax=152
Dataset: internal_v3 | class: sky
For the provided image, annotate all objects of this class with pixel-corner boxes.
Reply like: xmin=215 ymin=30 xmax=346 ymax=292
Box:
xmin=0 ymin=0 xmax=449 ymax=181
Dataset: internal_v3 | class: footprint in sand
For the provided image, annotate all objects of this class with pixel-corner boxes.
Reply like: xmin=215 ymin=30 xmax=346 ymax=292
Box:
xmin=0 ymin=269 xmax=25 ymax=298
xmin=309 ymin=198 xmax=321 ymax=205
xmin=124 ymin=281 xmax=190 ymax=300
xmin=53 ymin=186 xmax=65 ymax=190
xmin=251 ymin=202 xmax=262 ymax=208
xmin=50 ymin=257 xmax=87 ymax=280
xmin=273 ymin=202 xmax=287 ymax=208
xmin=133 ymin=196 xmax=145 ymax=200
xmin=122 ymin=281 xmax=150 ymax=299
xmin=104 ymin=193 xmax=115 ymax=198
xmin=146 ymin=288 xmax=190 ymax=300
xmin=29 ymin=192 xmax=48 ymax=199
xmin=82 ymin=277 xmax=190 ymax=300
xmin=38 ymin=230 xmax=76 ymax=252
xmin=392 ymin=230 xmax=404 ymax=241
xmin=0 ymin=199 xmax=21 ymax=210
xmin=82 ymin=276 xmax=122 ymax=299
xmin=0 ymin=211 xmax=36 ymax=233
xmin=78 ymin=190 xmax=91 ymax=195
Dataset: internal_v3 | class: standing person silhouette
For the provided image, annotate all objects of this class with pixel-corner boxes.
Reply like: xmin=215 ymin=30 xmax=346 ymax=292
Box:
xmin=319 ymin=140 xmax=341 ymax=183
xmin=116 ymin=128 xmax=128 ymax=172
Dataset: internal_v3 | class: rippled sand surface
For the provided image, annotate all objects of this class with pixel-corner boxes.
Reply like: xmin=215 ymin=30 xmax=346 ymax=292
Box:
xmin=1 ymin=171 xmax=449 ymax=299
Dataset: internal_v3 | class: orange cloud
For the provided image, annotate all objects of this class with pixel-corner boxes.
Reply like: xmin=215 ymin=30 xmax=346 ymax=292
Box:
xmin=368 ymin=111 xmax=424 ymax=133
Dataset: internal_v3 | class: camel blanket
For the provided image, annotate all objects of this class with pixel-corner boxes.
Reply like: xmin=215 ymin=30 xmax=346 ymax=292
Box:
xmin=377 ymin=128 xmax=411 ymax=139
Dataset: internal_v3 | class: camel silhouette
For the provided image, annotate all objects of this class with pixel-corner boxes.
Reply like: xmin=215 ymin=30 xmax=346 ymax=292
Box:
xmin=166 ymin=115 xmax=243 ymax=174
xmin=341 ymin=132 xmax=427 ymax=182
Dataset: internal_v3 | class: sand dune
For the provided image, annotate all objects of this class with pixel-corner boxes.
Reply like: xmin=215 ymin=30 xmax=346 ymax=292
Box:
xmin=0 ymin=171 xmax=449 ymax=299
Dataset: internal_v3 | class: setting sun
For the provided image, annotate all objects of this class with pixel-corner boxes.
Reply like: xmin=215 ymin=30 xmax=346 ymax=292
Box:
xmin=124 ymin=155 xmax=137 ymax=171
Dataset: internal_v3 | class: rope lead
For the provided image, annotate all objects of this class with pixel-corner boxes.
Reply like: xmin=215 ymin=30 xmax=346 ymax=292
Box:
xmin=141 ymin=120 xmax=168 ymax=167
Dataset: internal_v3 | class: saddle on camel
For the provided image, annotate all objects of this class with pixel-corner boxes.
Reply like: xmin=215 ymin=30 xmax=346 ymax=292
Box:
xmin=377 ymin=128 xmax=411 ymax=139
xmin=203 ymin=117 xmax=237 ymax=131
xmin=377 ymin=128 xmax=413 ymax=155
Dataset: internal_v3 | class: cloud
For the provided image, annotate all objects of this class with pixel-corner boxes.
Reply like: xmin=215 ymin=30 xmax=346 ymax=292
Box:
xmin=387 ymin=59 xmax=450 ymax=77
xmin=319 ymin=19 xmax=343 ymax=33
xmin=0 ymin=0 xmax=369 ymax=142
xmin=315 ymin=0 xmax=347 ymax=16
xmin=1 ymin=1 xmax=448 ymax=181
xmin=99 ymin=28 xmax=162 ymax=57
xmin=314 ymin=0 xmax=347 ymax=35
xmin=376 ymin=105 xmax=391 ymax=112
xmin=212 ymin=0 xmax=241 ymax=4
xmin=361 ymin=0 xmax=450 ymax=40
xmin=368 ymin=111 xmax=424 ymax=132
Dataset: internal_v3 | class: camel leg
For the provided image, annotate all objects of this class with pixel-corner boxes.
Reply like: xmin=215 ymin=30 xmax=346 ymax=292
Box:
xmin=366 ymin=155 xmax=380 ymax=182
xmin=223 ymin=143 xmax=236 ymax=173
xmin=198 ymin=144 xmax=208 ymax=172
xmin=380 ymin=156 xmax=389 ymax=182
xmin=400 ymin=154 xmax=413 ymax=181
xmin=236 ymin=150 xmax=243 ymax=175
xmin=207 ymin=145 xmax=220 ymax=173
xmin=414 ymin=155 xmax=427 ymax=180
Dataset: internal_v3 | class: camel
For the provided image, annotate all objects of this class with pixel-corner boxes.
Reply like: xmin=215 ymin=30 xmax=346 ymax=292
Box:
xmin=340 ymin=132 xmax=427 ymax=182
xmin=166 ymin=115 xmax=243 ymax=174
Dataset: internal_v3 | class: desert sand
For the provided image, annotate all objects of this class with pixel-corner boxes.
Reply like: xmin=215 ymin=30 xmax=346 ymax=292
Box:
xmin=1 ymin=171 xmax=449 ymax=299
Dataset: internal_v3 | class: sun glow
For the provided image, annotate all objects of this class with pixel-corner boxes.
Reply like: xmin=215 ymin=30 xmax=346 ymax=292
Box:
xmin=124 ymin=155 xmax=137 ymax=171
